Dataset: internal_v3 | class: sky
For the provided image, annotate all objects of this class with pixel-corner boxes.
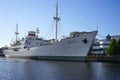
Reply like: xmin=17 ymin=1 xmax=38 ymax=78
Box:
xmin=0 ymin=0 xmax=120 ymax=47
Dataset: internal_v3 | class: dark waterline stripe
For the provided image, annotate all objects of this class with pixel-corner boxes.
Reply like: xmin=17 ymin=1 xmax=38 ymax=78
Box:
xmin=5 ymin=56 xmax=87 ymax=61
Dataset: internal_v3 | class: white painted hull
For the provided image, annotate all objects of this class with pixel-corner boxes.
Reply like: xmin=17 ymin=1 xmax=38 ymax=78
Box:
xmin=3 ymin=31 xmax=97 ymax=60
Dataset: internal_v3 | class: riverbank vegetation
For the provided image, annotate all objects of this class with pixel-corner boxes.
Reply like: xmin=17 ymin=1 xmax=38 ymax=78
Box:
xmin=105 ymin=38 xmax=120 ymax=56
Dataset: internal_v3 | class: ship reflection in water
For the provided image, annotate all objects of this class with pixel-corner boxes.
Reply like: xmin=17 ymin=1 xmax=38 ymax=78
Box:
xmin=0 ymin=58 xmax=120 ymax=80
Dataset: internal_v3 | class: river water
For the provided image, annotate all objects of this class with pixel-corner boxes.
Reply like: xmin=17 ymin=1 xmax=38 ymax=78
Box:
xmin=0 ymin=57 xmax=120 ymax=80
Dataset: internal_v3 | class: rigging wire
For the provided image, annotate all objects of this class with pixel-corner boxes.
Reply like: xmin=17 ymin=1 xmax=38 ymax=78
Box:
xmin=46 ymin=0 xmax=106 ymax=39
xmin=97 ymin=34 xmax=106 ymax=39
xmin=58 ymin=21 xmax=65 ymax=39
xmin=59 ymin=7 xmax=106 ymax=39
xmin=45 ymin=20 xmax=55 ymax=39
xmin=60 ymin=10 xmax=95 ymax=31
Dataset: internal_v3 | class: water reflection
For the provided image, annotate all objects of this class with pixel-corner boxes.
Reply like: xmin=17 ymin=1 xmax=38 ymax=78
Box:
xmin=0 ymin=58 xmax=120 ymax=80
xmin=86 ymin=62 xmax=120 ymax=80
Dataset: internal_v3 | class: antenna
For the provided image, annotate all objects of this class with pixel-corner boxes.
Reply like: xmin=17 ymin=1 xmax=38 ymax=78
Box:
xmin=53 ymin=0 xmax=60 ymax=43
xmin=36 ymin=27 xmax=39 ymax=37
xmin=15 ymin=23 xmax=19 ymax=43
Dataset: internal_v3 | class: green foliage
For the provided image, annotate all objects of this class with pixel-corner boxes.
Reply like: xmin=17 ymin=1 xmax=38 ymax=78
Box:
xmin=115 ymin=38 xmax=120 ymax=55
xmin=105 ymin=38 xmax=120 ymax=55
xmin=105 ymin=39 xmax=117 ymax=55
xmin=118 ymin=38 xmax=120 ymax=45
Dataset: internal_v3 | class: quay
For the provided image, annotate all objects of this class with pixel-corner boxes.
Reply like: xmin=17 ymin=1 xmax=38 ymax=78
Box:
xmin=86 ymin=55 xmax=120 ymax=62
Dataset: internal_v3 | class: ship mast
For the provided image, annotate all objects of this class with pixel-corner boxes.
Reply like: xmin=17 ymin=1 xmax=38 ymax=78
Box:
xmin=54 ymin=0 xmax=60 ymax=43
xmin=36 ymin=27 xmax=39 ymax=37
xmin=15 ymin=23 xmax=19 ymax=43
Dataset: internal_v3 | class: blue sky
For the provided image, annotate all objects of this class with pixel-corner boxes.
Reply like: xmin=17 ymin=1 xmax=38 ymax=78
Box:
xmin=0 ymin=0 xmax=120 ymax=47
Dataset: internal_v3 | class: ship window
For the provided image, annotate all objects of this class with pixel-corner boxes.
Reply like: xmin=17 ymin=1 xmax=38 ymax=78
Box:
xmin=14 ymin=49 xmax=18 ymax=51
xmin=76 ymin=34 xmax=80 ymax=37
xmin=40 ymin=43 xmax=43 ymax=46
xmin=36 ymin=38 xmax=42 ymax=40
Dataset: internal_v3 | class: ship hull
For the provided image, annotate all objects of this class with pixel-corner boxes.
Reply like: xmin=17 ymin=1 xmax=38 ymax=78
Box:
xmin=3 ymin=31 xmax=97 ymax=61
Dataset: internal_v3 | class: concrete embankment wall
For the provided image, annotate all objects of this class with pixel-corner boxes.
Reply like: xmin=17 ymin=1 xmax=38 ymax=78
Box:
xmin=86 ymin=55 xmax=120 ymax=62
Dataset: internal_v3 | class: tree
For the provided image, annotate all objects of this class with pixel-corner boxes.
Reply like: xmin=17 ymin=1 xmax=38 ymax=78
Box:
xmin=115 ymin=38 xmax=120 ymax=55
xmin=105 ymin=39 xmax=117 ymax=56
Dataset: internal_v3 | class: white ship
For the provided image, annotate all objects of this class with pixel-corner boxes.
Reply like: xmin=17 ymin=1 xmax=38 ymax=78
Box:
xmin=3 ymin=0 xmax=98 ymax=61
